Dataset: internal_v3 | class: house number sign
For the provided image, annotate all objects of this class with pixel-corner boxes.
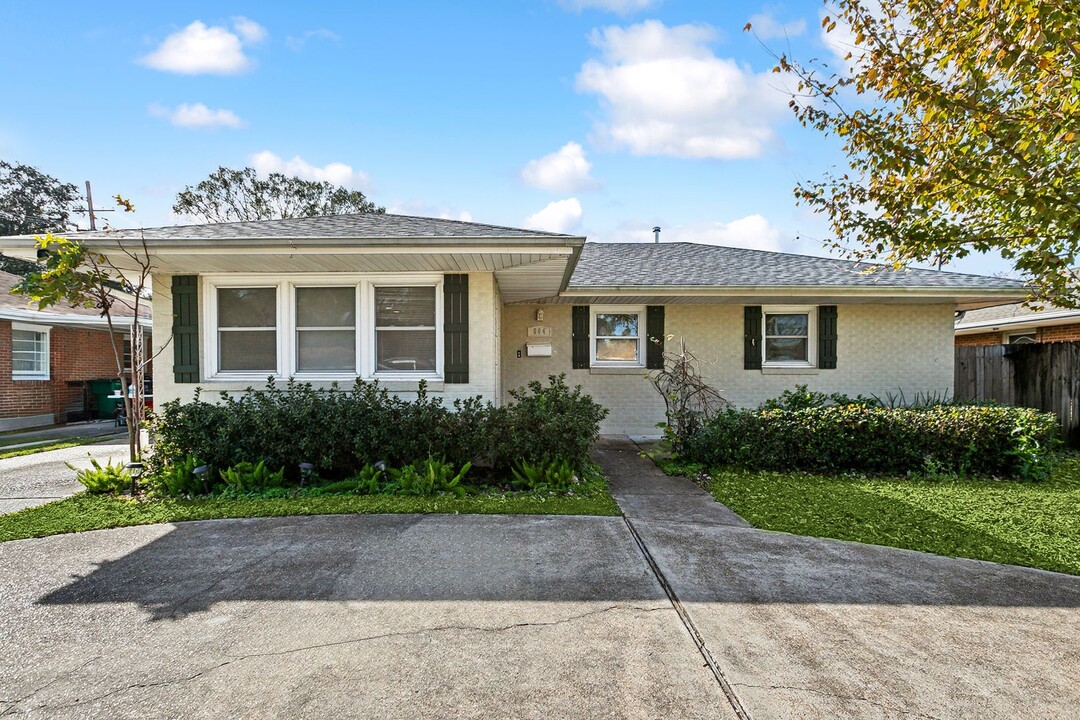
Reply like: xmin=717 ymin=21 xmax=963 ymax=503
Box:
xmin=527 ymin=325 xmax=552 ymax=338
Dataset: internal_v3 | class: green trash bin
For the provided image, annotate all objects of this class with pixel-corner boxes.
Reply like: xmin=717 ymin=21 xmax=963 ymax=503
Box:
xmin=87 ymin=379 xmax=120 ymax=420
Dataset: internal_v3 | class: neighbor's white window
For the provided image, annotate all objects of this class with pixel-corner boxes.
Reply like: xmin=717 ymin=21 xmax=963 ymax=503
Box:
xmin=295 ymin=286 xmax=357 ymax=373
xmin=216 ymin=287 xmax=278 ymax=373
xmin=11 ymin=323 xmax=49 ymax=380
xmin=591 ymin=306 xmax=644 ymax=367
xmin=762 ymin=307 xmax=815 ymax=367
xmin=374 ymin=286 xmax=437 ymax=373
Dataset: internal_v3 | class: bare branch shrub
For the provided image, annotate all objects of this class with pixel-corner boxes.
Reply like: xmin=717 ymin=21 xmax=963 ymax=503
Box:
xmin=649 ymin=337 xmax=729 ymax=452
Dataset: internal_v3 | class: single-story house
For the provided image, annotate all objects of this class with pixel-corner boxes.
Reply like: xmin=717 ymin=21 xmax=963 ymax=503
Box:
xmin=955 ymin=301 xmax=1080 ymax=346
xmin=0 ymin=215 xmax=1027 ymax=435
xmin=0 ymin=269 xmax=152 ymax=431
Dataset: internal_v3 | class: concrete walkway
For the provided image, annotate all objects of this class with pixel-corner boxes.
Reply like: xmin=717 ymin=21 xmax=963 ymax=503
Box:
xmin=0 ymin=440 xmax=130 ymax=514
xmin=591 ymin=436 xmax=1080 ymax=720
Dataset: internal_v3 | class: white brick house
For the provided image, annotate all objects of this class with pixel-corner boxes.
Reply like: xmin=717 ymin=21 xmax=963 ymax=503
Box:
xmin=0 ymin=215 xmax=1027 ymax=435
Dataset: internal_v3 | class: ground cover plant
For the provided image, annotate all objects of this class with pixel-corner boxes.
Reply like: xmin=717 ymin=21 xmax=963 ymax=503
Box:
xmin=657 ymin=454 xmax=1080 ymax=577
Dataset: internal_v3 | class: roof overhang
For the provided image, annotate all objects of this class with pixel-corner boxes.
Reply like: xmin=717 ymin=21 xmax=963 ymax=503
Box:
xmin=955 ymin=308 xmax=1080 ymax=334
xmin=0 ymin=308 xmax=152 ymax=331
xmin=0 ymin=234 xmax=588 ymax=304
xmin=552 ymin=284 xmax=1027 ymax=310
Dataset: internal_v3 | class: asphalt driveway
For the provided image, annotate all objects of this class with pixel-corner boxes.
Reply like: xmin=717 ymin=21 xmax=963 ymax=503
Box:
xmin=0 ymin=439 xmax=1078 ymax=718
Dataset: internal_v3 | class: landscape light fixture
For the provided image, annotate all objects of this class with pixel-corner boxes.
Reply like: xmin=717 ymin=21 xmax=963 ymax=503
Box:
xmin=374 ymin=460 xmax=388 ymax=482
xmin=124 ymin=462 xmax=144 ymax=496
xmin=193 ymin=465 xmax=210 ymax=494
xmin=298 ymin=462 xmax=315 ymax=486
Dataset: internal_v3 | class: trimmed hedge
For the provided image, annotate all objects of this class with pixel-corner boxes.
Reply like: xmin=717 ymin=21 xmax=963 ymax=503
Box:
xmin=682 ymin=404 xmax=1061 ymax=479
xmin=148 ymin=375 xmax=607 ymax=481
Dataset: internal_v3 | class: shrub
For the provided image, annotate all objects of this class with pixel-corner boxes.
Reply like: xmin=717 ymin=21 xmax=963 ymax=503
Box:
xmin=151 ymin=455 xmax=203 ymax=497
xmin=68 ymin=457 xmax=131 ymax=494
xmin=488 ymin=375 xmax=608 ymax=473
xmin=683 ymin=404 xmax=1060 ymax=480
xmin=383 ymin=459 xmax=471 ymax=497
xmin=511 ymin=458 xmax=578 ymax=493
xmin=219 ymin=461 xmax=286 ymax=493
xmin=148 ymin=375 xmax=607 ymax=488
xmin=760 ymin=384 xmax=871 ymax=411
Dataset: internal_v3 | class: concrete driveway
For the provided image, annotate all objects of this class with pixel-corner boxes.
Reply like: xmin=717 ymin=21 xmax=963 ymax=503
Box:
xmin=0 ymin=441 xmax=130 ymax=514
xmin=0 ymin=439 xmax=1077 ymax=718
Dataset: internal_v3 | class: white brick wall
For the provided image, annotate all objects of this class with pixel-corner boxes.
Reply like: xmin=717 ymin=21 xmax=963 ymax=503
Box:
xmin=500 ymin=303 xmax=956 ymax=436
xmin=151 ymin=272 xmax=502 ymax=407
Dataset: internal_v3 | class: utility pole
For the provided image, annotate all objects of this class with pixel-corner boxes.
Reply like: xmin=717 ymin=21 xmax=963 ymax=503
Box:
xmin=84 ymin=181 xmax=114 ymax=231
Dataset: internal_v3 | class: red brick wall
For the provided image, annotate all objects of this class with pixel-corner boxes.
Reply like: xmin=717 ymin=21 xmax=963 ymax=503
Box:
xmin=955 ymin=322 xmax=1080 ymax=347
xmin=0 ymin=320 xmax=130 ymax=424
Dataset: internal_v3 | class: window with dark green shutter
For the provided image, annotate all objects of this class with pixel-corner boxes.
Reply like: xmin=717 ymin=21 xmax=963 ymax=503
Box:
xmin=443 ymin=275 xmax=469 ymax=383
xmin=572 ymin=306 xmax=589 ymax=369
xmin=818 ymin=305 xmax=837 ymax=369
xmin=743 ymin=306 xmax=762 ymax=370
xmin=646 ymin=306 xmax=665 ymax=369
xmin=172 ymin=275 xmax=200 ymax=383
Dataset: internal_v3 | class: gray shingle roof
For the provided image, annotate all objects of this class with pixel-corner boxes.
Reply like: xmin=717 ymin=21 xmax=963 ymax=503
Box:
xmin=568 ymin=243 xmax=1026 ymax=290
xmin=68 ymin=213 xmax=576 ymax=241
xmin=1 ymin=270 xmax=146 ymax=319
xmin=957 ymin=301 xmax=1080 ymax=327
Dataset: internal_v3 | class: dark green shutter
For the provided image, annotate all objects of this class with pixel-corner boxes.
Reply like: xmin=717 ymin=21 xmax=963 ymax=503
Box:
xmin=818 ymin=305 xmax=838 ymax=369
xmin=443 ymin=274 xmax=469 ymax=383
xmin=646 ymin=306 xmax=665 ymax=369
xmin=172 ymin=275 xmax=199 ymax=383
xmin=744 ymin=306 xmax=762 ymax=370
xmin=572 ymin=306 xmax=589 ymax=369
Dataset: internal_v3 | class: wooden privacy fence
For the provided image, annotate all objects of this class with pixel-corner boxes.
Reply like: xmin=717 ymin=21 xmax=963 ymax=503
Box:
xmin=955 ymin=342 xmax=1080 ymax=447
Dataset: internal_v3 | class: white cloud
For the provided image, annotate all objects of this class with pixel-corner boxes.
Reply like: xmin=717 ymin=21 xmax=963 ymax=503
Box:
xmin=525 ymin=198 xmax=583 ymax=234
xmin=250 ymin=151 xmax=371 ymax=189
xmin=560 ymin=0 xmax=660 ymax=13
xmin=820 ymin=6 xmax=862 ymax=69
xmin=748 ymin=11 xmax=807 ymax=40
xmin=232 ymin=16 xmax=267 ymax=43
xmin=521 ymin=142 xmax=600 ymax=193
xmin=139 ymin=18 xmax=265 ymax=75
xmin=389 ymin=200 xmax=473 ymax=222
xmin=612 ymin=214 xmax=783 ymax=251
xmin=576 ymin=20 xmax=790 ymax=159
xmin=148 ymin=102 xmax=246 ymax=129
xmin=286 ymin=28 xmax=340 ymax=51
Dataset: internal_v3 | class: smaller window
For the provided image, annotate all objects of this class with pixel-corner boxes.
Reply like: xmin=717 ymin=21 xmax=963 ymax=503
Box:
xmin=762 ymin=307 xmax=814 ymax=366
xmin=1007 ymin=332 xmax=1036 ymax=345
xmin=12 ymin=323 xmax=50 ymax=380
xmin=591 ymin=307 xmax=644 ymax=366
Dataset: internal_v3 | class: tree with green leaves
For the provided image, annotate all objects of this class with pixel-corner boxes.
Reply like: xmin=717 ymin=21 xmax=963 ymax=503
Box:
xmin=754 ymin=1 xmax=1080 ymax=304
xmin=15 ymin=199 xmax=157 ymax=466
xmin=173 ymin=166 xmax=385 ymax=223
xmin=0 ymin=160 xmax=84 ymax=276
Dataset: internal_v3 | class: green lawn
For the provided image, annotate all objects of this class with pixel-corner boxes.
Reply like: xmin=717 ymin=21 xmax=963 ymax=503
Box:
xmin=663 ymin=457 xmax=1080 ymax=576
xmin=0 ymin=487 xmax=620 ymax=543
xmin=0 ymin=435 xmax=124 ymax=460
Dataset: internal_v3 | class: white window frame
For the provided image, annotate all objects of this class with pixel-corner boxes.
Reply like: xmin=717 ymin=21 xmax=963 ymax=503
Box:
xmin=202 ymin=274 xmax=444 ymax=382
xmin=590 ymin=305 xmax=645 ymax=368
xmin=293 ymin=284 xmax=360 ymax=377
xmin=762 ymin=306 xmax=816 ymax=368
xmin=11 ymin=322 xmax=51 ymax=381
xmin=1005 ymin=331 xmax=1036 ymax=345
xmin=369 ymin=282 xmax=443 ymax=380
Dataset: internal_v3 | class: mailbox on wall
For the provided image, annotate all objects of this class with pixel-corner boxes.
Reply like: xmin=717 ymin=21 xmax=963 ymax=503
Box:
xmin=526 ymin=342 xmax=552 ymax=357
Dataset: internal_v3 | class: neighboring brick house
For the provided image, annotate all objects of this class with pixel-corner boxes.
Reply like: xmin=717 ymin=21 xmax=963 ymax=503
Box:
xmin=0 ymin=216 xmax=1026 ymax=436
xmin=955 ymin=302 xmax=1080 ymax=347
xmin=0 ymin=270 xmax=152 ymax=431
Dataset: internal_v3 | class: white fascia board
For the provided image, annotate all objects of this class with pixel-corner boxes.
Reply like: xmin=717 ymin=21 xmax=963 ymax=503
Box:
xmin=0 ymin=308 xmax=152 ymax=330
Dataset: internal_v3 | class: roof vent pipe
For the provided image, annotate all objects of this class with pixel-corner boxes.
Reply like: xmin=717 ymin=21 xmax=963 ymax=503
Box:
xmin=653 ymin=226 xmax=661 ymax=244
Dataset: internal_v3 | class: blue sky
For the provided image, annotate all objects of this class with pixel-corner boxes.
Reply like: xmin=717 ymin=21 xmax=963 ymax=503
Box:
xmin=0 ymin=0 xmax=1011 ymax=276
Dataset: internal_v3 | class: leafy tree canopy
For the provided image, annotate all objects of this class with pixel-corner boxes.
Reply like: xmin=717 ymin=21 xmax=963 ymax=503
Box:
xmin=173 ymin=166 xmax=385 ymax=223
xmin=760 ymin=0 xmax=1080 ymax=304
xmin=0 ymin=160 xmax=82 ymax=237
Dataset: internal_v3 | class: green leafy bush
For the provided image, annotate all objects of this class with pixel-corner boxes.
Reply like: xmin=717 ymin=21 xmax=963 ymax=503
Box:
xmin=384 ymin=459 xmax=471 ymax=497
xmin=148 ymin=375 xmax=607 ymax=493
xmin=151 ymin=455 xmax=204 ymax=497
xmin=682 ymin=404 xmax=1061 ymax=479
xmin=489 ymin=375 xmax=608 ymax=473
xmin=67 ymin=457 xmax=131 ymax=494
xmin=219 ymin=461 xmax=286 ymax=493
xmin=512 ymin=458 xmax=578 ymax=493
xmin=760 ymin=384 xmax=872 ymax=411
